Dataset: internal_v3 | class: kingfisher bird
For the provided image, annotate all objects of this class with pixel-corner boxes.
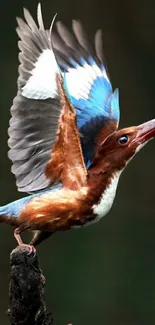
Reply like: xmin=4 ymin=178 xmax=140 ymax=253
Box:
xmin=0 ymin=3 xmax=155 ymax=249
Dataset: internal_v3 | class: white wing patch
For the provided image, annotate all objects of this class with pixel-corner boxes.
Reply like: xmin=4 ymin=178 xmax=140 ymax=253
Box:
xmin=65 ymin=62 xmax=110 ymax=100
xmin=65 ymin=65 xmax=92 ymax=100
xmin=22 ymin=49 xmax=59 ymax=100
xmin=22 ymin=50 xmax=110 ymax=102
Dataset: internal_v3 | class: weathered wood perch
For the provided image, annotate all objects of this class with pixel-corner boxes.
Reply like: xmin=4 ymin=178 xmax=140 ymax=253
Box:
xmin=7 ymin=245 xmax=53 ymax=325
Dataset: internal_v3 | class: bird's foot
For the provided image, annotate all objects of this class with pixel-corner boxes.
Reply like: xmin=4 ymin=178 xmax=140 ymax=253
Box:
xmin=19 ymin=243 xmax=36 ymax=255
xmin=14 ymin=228 xmax=36 ymax=255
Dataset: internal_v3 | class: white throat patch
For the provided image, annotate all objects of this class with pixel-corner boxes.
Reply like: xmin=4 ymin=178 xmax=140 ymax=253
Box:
xmin=92 ymin=170 xmax=122 ymax=222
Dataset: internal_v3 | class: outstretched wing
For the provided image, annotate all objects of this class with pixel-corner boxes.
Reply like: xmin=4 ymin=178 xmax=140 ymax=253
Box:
xmin=52 ymin=22 xmax=120 ymax=166
xmin=8 ymin=4 xmax=87 ymax=193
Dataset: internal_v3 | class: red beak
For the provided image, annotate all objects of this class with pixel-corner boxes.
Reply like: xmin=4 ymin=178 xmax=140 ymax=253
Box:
xmin=134 ymin=119 xmax=155 ymax=145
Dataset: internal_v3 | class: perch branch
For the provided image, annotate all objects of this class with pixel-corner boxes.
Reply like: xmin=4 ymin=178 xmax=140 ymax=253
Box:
xmin=7 ymin=245 xmax=53 ymax=325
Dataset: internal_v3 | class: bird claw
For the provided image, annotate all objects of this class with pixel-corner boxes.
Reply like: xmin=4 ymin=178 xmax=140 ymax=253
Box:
xmin=19 ymin=243 xmax=36 ymax=256
xmin=14 ymin=228 xmax=36 ymax=256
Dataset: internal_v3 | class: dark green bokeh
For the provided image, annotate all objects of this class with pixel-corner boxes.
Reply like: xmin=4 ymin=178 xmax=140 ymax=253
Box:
xmin=0 ymin=0 xmax=155 ymax=324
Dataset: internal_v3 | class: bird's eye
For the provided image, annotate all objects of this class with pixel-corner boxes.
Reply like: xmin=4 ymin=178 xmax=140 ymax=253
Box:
xmin=118 ymin=134 xmax=129 ymax=145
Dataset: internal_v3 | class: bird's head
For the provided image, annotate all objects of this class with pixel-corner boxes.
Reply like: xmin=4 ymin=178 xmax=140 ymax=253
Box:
xmin=93 ymin=119 xmax=155 ymax=172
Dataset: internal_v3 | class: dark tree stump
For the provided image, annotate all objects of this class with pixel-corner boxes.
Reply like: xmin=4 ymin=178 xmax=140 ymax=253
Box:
xmin=7 ymin=245 xmax=53 ymax=325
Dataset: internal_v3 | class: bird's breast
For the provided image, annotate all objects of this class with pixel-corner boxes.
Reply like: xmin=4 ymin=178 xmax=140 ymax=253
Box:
xmin=72 ymin=171 xmax=122 ymax=228
xmin=18 ymin=171 xmax=122 ymax=232
xmin=92 ymin=171 xmax=122 ymax=221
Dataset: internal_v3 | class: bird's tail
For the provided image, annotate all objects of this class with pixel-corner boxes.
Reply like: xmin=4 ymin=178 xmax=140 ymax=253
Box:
xmin=0 ymin=191 xmax=55 ymax=227
xmin=0 ymin=195 xmax=35 ymax=227
xmin=0 ymin=205 xmax=19 ymax=226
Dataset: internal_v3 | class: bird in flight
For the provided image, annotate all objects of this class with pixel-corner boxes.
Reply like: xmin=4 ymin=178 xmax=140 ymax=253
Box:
xmin=0 ymin=3 xmax=155 ymax=249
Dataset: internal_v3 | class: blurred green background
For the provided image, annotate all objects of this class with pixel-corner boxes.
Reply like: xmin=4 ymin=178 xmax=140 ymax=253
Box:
xmin=0 ymin=0 xmax=155 ymax=324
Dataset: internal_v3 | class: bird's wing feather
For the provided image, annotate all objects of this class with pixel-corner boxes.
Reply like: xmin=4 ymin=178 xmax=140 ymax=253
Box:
xmin=46 ymin=74 xmax=87 ymax=189
xmin=8 ymin=4 xmax=87 ymax=193
xmin=52 ymin=22 xmax=120 ymax=166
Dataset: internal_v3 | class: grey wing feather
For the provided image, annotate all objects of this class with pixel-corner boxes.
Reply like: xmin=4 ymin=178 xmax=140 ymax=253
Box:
xmin=8 ymin=5 xmax=62 ymax=193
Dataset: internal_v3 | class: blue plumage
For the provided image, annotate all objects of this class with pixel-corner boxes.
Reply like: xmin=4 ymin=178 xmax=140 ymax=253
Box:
xmin=61 ymin=56 xmax=120 ymax=166
xmin=0 ymin=185 xmax=62 ymax=217
xmin=68 ymin=59 xmax=119 ymax=123
xmin=111 ymin=89 xmax=120 ymax=122
xmin=75 ymin=78 xmax=119 ymax=128
xmin=0 ymin=196 xmax=33 ymax=217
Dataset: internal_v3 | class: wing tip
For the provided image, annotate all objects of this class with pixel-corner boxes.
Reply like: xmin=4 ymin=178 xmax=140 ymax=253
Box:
xmin=95 ymin=28 xmax=102 ymax=40
xmin=72 ymin=19 xmax=81 ymax=27
xmin=50 ymin=13 xmax=58 ymax=34
xmin=23 ymin=7 xmax=29 ymax=17
xmin=37 ymin=2 xmax=45 ymax=30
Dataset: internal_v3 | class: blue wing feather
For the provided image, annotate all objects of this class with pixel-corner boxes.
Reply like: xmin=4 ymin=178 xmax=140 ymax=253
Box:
xmin=54 ymin=22 xmax=120 ymax=165
xmin=60 ymin=57 xmax=120 ymax=165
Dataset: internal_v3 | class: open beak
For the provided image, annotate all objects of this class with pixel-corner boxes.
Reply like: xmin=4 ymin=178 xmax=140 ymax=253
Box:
xmin=134 ymin=119 xmax=155 ymax=145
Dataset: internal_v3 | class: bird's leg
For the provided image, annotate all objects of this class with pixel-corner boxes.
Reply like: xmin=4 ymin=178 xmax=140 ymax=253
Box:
xmin=30 ymin=230 xmax=52 ymax=247
xmin=14 ymin=229 xmax=23 ymax=245
xmin=14 ymin=227 xmax=36 ymax=255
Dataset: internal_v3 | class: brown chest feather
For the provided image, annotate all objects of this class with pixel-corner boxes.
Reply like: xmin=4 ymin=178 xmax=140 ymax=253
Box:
xmin=19 ymin=187 xmax=95 ymax=232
